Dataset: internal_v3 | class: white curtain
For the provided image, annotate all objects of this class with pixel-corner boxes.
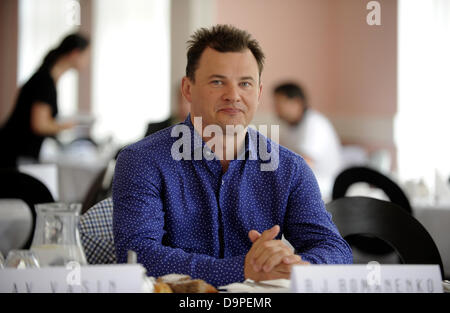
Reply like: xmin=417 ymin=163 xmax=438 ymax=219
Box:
xmin=395 ymin=0 xmax=450 ymax=187
xmin=18 ymin=0 xmax=80 ymax=117
xmin=91 ymin=0 xmax=171 ymax=145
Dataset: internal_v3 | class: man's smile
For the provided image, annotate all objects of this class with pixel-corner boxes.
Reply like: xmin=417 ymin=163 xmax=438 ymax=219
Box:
xmin=217 ymin=108 xmax=242 ymax=114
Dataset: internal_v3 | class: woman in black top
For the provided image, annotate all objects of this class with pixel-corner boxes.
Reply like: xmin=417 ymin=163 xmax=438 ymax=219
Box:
xmin=0 ymin=33 xmax=90 ymax=168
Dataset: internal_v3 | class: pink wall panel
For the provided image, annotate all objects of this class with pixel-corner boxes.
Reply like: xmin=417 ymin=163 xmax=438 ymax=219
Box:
xmin=216 ymin=0 xmax=397 ymax=117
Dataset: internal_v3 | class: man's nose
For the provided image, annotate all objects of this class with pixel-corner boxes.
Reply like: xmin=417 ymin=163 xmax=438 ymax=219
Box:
xmin=222 ymin=84 xmax=241 ymax=103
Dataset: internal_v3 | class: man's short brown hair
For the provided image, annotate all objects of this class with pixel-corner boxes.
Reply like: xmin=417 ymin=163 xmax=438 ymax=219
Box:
xmin=186 ymin=24 xmax=265 ymax=82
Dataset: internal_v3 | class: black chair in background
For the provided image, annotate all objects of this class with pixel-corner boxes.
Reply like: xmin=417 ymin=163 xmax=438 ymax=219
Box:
xmin=332 ymin=166 xmax=413 ymax=259
xmin=144 ymin=118 xmax=174 ymax=138
xmin=332 ymin=166 xmax=412 ymax=213
xmin=0 ymin=169 xmax=54 ymax=248
xmin=326 ymin=196 xmax=444 ymax=277
xmin=81 ymin=159 xmax=115 ymax=214
xmin=81 ymin=142 xmax=126 ymax=214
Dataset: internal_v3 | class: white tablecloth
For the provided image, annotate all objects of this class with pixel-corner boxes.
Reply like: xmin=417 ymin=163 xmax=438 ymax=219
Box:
xmin=56 ymin=162 xmax=106 ymax=203
xmin=412 ymin=204 xmax=450 ymax=279
xmin=0 ymin=199 xmax=33 ymax=256
xmin=20 ymin=139 xmax=119 ymax=203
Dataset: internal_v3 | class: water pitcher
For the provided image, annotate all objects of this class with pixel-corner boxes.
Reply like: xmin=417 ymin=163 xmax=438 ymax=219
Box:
xmin=30 ymin=203 xmax=87 ymax=267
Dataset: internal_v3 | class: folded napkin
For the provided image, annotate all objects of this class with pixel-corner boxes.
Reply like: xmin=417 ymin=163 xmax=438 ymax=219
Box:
xmin=219 ymin=279 xmax=290 ymax=293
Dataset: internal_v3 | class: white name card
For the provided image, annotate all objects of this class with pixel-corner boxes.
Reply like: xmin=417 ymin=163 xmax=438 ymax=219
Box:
xmin=291 ymin=264 xmax=443 ymax=293
xmin=0 ymin=264 xmax=145 ymax=293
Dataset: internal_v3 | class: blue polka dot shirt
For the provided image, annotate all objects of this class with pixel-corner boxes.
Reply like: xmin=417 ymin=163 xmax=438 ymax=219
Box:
xmin=112 ymin=115 xmax=352 ymax=287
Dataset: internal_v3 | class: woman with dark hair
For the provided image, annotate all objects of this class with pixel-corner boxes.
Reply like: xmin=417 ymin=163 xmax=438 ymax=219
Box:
xmin=0 ymin=33 xmax=90 ymax=168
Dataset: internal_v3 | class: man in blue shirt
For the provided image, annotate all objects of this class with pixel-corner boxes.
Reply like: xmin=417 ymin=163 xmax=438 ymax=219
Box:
xmin=112 ymin=25 xmax=352 ymax=288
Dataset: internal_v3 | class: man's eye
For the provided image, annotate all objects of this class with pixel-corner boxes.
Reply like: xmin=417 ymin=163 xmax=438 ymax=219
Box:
xmin=211 ymin=80 xmax=223 ymax=86
xmin=240 ymin=82 xmax=252 ymax=87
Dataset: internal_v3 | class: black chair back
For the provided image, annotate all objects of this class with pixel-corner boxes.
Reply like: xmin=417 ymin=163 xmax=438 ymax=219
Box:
xmin=332 ymin=166 xmax=412 ymax=213
xmin=81 ymin=159 xmax=115 ymax=214
xmin=332 ymin=166 xmax=413 ymax=256
xmin=326 ymin=196 xmax=443 ymax=276
xmin=0 ymin=169 xmax=54 ymax=248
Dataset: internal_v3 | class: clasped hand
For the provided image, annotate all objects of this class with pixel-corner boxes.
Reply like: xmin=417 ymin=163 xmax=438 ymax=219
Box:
xmin=244 ymin=225 xmax=309 ymax=281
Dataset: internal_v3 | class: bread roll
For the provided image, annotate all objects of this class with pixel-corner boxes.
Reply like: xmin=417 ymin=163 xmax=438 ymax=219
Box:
xmin=167 ymin=279 xmax=218 ymax=293
xmin=157 ymin=274 xmax=191 ymax=284
xmin=153 ymin=282 xmax=173 ymax=293
xmin=155 ymin=273 xmax=218 ymax=293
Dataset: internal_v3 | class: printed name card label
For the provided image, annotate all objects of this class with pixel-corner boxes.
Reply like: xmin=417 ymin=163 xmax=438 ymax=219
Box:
xmin=291 ymin=264 xmax=443 ymax=293
xmin=0 ymin=264 xmax=145 ymax=293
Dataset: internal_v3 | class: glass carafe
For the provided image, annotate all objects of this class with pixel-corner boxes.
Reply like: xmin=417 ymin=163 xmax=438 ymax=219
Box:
xmin=30 ymin=203 xmax=87 ymax=267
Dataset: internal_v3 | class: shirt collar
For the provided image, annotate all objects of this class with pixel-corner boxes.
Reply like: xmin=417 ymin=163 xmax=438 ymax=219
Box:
xmin=183 ymin=114 xmax=258 ymax=161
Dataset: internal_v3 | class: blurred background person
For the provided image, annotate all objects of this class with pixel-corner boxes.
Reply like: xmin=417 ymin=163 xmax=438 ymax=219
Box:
xmin=144 ymin=83 xmax=190 ymax=137
xmin=273 ymin=82 xmax=342 ymax=198
xmin=0 ymin=33 xmax=90 ymax=168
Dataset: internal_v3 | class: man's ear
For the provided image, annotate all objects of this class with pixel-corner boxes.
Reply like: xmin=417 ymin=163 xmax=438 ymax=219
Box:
xmin=258 ymin=83 xmax=263 ymax=102
xmin=181 ymin=76 xmax=193 ymax=103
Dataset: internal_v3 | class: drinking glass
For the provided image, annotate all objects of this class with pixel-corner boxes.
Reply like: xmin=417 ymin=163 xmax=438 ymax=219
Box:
xmin=5 ymin=250 xmax=40 ymax=269
xmin=0 ymin=251 xmax=5 ymax=269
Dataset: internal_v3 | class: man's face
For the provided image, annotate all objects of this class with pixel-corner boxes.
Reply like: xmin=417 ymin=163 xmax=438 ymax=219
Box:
xmin=274 ymin=93 xmax=304 ymax=124
xmin=182 ymin=47 xmax=262 ymax=132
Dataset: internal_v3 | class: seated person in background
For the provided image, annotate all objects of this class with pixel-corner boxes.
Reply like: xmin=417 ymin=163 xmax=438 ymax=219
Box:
xmin=273 ymin=83 xmax=343 ymax=198
xmin=144 ymin=85 xmax=190 ymax=137
xmin=113 ymin=25 xmax=352 ymax=288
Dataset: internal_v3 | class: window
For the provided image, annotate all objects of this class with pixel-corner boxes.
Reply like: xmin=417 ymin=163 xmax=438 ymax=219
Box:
xmin=91 ymin=0 xmax=171 ymax=145
xmin=396 ymin=0 xmax=450 ymax=186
